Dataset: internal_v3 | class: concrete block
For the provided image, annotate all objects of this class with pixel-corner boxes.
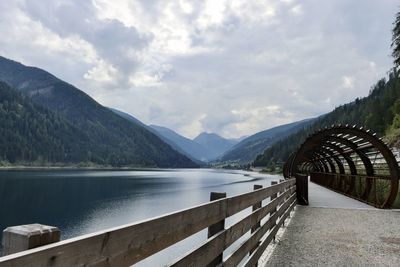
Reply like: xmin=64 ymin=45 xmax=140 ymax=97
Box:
xmin=2 ymin=223 xmax=60 ymax=256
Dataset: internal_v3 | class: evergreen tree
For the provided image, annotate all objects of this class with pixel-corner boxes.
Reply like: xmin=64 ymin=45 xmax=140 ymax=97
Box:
xmin=392 ymin=11 xmax=400 ymax=68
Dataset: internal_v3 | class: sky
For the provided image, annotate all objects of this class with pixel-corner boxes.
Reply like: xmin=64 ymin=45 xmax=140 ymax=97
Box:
xmin=0 ymin=0 xmax=398 ymax=139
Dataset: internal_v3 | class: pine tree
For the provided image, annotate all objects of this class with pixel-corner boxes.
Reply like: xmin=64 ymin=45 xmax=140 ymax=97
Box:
xmin=392 ymin=11 xmax=400 ymax=68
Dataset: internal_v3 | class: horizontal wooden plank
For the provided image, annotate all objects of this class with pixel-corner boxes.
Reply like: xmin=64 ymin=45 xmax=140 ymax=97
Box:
xmin=0 ymin=199 xmax=228 ymax=267
xmin=169 ymin=186 xmax=296 ymax=267
xmin=0 ymin=179 xmax=295 ymax=267
xmin=225 ymin=186 xmax=295 ymax=247
xmin=244 ymin=199 xmax=296 ymax=267
xmin=227 ymin=179 xmax=295 ymax=216
xmin=221 ymin=193 xmax=296 ymax=267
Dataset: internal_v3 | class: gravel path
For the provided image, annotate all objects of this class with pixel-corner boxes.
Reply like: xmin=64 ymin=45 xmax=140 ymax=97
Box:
xmin=266 ymin=207 xmax=400 ymax=266
xmin=265 ymin=182 xmax=400 ymax=267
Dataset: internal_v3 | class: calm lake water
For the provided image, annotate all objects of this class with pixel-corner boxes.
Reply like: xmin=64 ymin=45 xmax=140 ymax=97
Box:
xmin=0 ymin=168 xmax=283 ymax=265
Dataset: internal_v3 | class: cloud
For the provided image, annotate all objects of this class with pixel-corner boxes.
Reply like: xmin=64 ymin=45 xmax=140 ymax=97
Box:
xmin=0 ymin=0 xmax=398 ymax=139
xmin=290 ymin=4 xmax=303 ymax=15
xmin=342 ymin=76 xmax=355 ymax=89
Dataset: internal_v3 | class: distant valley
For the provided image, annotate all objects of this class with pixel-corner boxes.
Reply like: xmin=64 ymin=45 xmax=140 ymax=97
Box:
xmin=0 ymin=55 xmax=324 ymax=168
xmin=110 ymin=108 xmax=244 ymax=163
xmin=110 ymin=108 xmax=314 ymax=165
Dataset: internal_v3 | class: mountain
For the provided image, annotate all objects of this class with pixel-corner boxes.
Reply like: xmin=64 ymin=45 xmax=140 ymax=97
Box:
xmin=149 ymin=125 xmax=211 ymax=163
xmin=230 ymin=135 xmax=249 ymax=143
xmin=109 ymin=107 xmax=148 ymax=128
xmin=109 ymin=108 xmax=204 ymax=164
xmin=217 ymin=118 xmax=316 ymax=164
xmin=0 ymin=81 xmax=89 ymax=164
xmin=110 ymin=108 xmax=237 ymax=162
xmin=0 ymin=56 xmax=197 ymax=168
xmin=193 ymin=132 xmax=238 ymax=159
xmin=254 ymin=71 xmax=400 ymax=168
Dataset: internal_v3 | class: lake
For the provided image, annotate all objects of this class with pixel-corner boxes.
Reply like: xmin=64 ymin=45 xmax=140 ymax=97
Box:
xmin=0 ymin=168 xmax=283 ymax=265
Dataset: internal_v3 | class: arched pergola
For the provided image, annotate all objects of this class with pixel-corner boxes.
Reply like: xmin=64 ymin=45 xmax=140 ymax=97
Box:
xmin=283 ymin=125 xmax=400 ymax=208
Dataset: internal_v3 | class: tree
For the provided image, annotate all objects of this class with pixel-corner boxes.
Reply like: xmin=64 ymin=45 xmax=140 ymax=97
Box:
xmin=392 ymin=11 xmax=400 ymax=68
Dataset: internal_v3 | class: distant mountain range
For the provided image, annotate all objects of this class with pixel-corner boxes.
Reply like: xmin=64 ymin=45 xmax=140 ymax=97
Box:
xmin=192 ymin=132 xmax=239 ymax=160
xmin=110 ymin=109 xmax=246 ymax=162
xmin=0 ymin=55 xmax=333 ymax=168
xmin=149 ymin=125 xmax=212 ymax=162
xmin=110 ymin=107 xmax=241 ymax=162
xmin=109 ymin=108 xmax=204 ymax=164
xmin=111 ymin=107 xmax=315 ymax=165
xmin=0 ymin=56 xmax=197 ymax=168
xmin=216 ymin=118 xmax=316 ymax=164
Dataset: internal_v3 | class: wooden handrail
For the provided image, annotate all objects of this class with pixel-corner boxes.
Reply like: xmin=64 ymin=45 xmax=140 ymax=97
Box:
xmin=169 ymin=186 xmax=296 ymax=266
xmin=0 ymin=179 xmax=296 ymax=267
xmin=221 ymin=192 xmax=296 ymax=267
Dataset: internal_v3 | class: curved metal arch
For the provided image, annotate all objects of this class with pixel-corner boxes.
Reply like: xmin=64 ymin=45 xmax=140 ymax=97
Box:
xmin=284 ymin=125 xmax=400 ymax=208
xmin=299 ymin=133 xmax=374 ymax=176
xmin=317 ymin=147 xmax=345 ymax=174
xmin=318 ymin=144 xmax=356 ymax=193
xmin=303 ymin=150 xmax=330 ymax=173
xmin=320 ymin=142 xmax=357 ymax=176
xmin=325 ymin=136 xmax=374 ymax=176
xmin=294 ymin=132 xmax=375 ymax=199
xmin=313 ymin=150 xmax=336 ymax=173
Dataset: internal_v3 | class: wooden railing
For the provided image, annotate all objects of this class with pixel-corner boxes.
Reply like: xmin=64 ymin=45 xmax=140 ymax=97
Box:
xmin=0 ymin=179 xmax=296 ymax=267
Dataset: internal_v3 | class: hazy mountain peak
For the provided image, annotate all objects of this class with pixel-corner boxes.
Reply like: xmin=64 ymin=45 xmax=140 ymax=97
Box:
xmin=192 ymin=132 xmax=238 ymax=159
xmin=194 ymin=132 xmax=225 ymax=141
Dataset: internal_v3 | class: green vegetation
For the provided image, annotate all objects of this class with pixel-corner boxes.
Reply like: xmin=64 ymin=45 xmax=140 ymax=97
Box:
xmin=391 ymin=11 xmax=400 ymax=68
xmin=218 ymin=118 xmax=316 ymax=165
xmin=0 ymin=57 xmax=197 ymax=168
xmin=0 ymin=81 xmax=90 ymax=164
xmin=254 ymin=71 xmax=400 ymax=167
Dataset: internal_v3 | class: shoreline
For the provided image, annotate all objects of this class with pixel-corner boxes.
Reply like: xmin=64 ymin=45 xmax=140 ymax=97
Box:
xmin=0 ymin=165 xmax=265 ymax=172
xmin=0 ymin=165 xmax=199 ymax=171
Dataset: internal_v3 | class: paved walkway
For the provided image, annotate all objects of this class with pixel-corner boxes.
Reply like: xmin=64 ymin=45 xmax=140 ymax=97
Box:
xmin=307 ymin=181 xmax=373 ymax=209
xmin=265 ymin=182 xmax=400 ymax=267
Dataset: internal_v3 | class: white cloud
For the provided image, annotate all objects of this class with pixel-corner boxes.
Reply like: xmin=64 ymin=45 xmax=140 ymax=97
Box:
xmin=84 ymin=60 xmax=118 ymax=83
xmin=291 ymin=4 xmax=303 ymax=15
xmin=0 ymin=0 xmax=398 ymax=139
xmin=342 ymin=76 xmax=355 ymax=89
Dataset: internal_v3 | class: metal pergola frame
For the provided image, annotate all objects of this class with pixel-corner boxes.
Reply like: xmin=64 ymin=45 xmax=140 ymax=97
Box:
xmin=283 ymin=125 xmax=400 ymax=208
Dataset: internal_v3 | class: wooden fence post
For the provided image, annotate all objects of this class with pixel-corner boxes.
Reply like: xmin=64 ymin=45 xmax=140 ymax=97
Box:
xmin=278 ymin=179 xmax=287 ymax=226
xmin=2 ymin=224 xmax=60 ymax=256
xmin=207 ymin=192 xmax=226 ymax=267
xmin=270 ymin=181 xmax=278 ymax=213
xmin=270 ymin=181 xmax=278 ymax=241
xmin=250 ymin=184 xmax=263 ymax=263
xmin=296 ymin=173 xmax=309 ymax=205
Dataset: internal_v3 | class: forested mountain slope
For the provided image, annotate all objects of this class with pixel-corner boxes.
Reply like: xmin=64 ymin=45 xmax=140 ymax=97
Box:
xmin=0 ymin=56 xmax=196 ymax=167
xmin=218 ymin=118 xmax=316 ymax=164
xmin=254 ymin=71 xmax=400 ymax=167
xmin=149 ymin=125 xmax=212 ymax=163
xmin=0 ymin=82 xmax=89 ymax=164
xmin=109 ymin=108 xmax=205 ymax=164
